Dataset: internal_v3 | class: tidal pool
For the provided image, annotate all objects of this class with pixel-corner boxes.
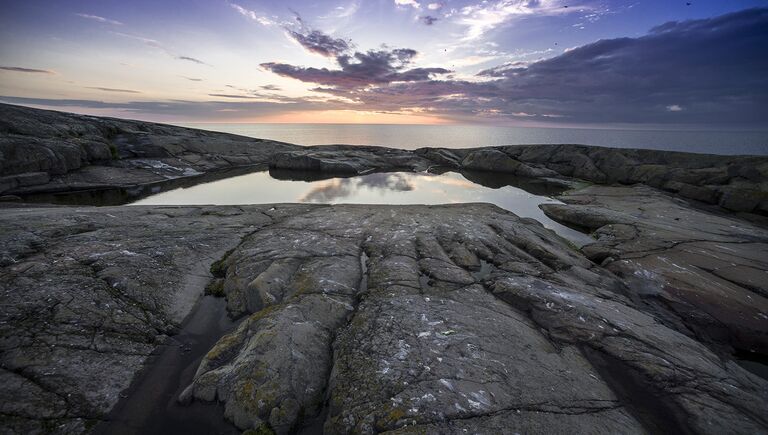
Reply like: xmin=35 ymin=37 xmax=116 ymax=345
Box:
xmin=131 ymin=170 xmax=593 ymax=246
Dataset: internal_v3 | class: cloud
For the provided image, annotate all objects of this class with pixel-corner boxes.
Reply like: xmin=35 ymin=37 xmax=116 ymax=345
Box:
xmin=112 ymin=32 xmax=209 ymax=66
xmin=321 ymin=1 xmax=361 ymax=19
xmin=286 ymin=29 xmax=351 ymax=57
xmin=86 ymin=87 xmax=141 ymax=93
xmin=230 ymin=3 xmax=276 ymax=26
xmin=262 ymin=46 xmax=450 ymax=90
xmin=394 ymin=0 xmax=421 ymax=10
xmin=9 ymin=8 xmax=766 ymax=127
xmin=263 ymin=8 xmax=768 ymax=126
xmin=427 ymin=3 xmax=443 ymax=10
xmin=0 ymin=66 xmax=55 ymax=74
xmin=181 ymin=76 xmax=203 ymax=82
xmin=208 ymin=94 xmax=258 ymax=99
xmin=176 ymin=56 xmax=208 ymax=65
xmin=75 ymin=13 xmax=123 ymax=26
xmin=455 ymin=0 xmax=581 ymax=40
xmin=0 ymin=95 xmax=346 ymax=122
xmin=300 ymin=173 xmax=414 ymax=202
xmin=260 ymin=84 xmax=282 ymax=91
xmin=420 ymin=15 xmax=439 ymax=25
xmin=469 ymin=7 xmax=768 ymax=124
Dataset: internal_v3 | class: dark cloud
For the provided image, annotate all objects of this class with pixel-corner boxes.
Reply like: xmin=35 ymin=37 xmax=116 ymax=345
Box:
xmin=177 ymin=56 xmax=207 ymax=65
xmin=219 ymin=84 xmax=287 ymax=99
xmin=473 ymin=7 xmax=768 ymax=124
xmin=477 ymin=61 xmax=529 ymax=77
xmin=286 ymin=29 xmax=351 ymax=57
xmin=261 ymin=47 xmax=450 ymax=90
xmin=420 ymin=16 xmax=438 ymax=25
xmin=208 ymin=93 xmax=259 ymax=99
xmin=86 ymin=87 xmax=141 ymax=93
xmin=262 ymin=8 xmax=768 ymax=126
xmin=0 ymin=66 xmax=55 ymax=74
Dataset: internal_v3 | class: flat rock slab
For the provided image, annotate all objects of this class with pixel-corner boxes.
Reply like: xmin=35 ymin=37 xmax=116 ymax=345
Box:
xmin=541 ymin=185 xmax=768 ymax=355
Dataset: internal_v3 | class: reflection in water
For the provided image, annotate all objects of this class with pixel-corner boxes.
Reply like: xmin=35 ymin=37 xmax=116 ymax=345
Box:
xmin=131 ymin=170 xmax=593 ymax=246
xmin=301 ymin=173 xmax=414 ymax=202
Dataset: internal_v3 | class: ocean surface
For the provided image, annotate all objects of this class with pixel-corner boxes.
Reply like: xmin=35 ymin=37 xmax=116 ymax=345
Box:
xmin=179 ymin=123 xmax=768 ymax=155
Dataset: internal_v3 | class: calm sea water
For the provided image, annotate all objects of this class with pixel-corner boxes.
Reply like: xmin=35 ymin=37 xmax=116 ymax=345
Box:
xmin=180 ymin=123 xmax=768 ymax=155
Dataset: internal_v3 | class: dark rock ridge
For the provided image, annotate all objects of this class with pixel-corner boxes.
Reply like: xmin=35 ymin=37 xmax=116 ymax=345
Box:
xmin=3 ymin=104 xmax=767 ymax=215
xmin=2 ymin=203 xmax=766 ymax=435
xmin=0 ymin=103 xmax=298 ymax=196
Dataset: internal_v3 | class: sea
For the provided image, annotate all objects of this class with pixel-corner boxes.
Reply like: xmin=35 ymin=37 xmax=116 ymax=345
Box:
xmin=179 ymin=123 xmax=768 ymax=156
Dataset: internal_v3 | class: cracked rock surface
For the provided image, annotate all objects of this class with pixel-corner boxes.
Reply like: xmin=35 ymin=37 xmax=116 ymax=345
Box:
xmin=176 ymin=204 xmax=767 ymax=434
xmin=1 ymin=203 xmax=766 ymax=434
xmin=0 ymin=203 xmax=303 ymax=433
xmin=541 ymin=185 xmax=768 ymax=357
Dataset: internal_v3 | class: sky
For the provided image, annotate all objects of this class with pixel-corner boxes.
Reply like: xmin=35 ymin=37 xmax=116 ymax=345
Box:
xmin=0 ymin=0 xmax=766 ymax=127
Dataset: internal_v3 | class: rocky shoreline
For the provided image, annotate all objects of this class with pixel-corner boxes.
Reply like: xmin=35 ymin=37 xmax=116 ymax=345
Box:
xmin=1 ymin=104 xmax=767 ymax=434
xmin=3 ymin=104 xmax=766 ymax=215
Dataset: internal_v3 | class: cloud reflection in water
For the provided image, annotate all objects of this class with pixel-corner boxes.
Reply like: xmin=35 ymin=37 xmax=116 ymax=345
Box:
xmin=300 ymin=173 xmax=415 ymax=203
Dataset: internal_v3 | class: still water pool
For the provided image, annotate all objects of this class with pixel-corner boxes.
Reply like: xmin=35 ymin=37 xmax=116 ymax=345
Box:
xmin=130 ymin=170 xmax=592 ymax=246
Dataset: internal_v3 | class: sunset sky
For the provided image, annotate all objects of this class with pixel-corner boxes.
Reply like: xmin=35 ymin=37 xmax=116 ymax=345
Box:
xmin=0 ymin=0 xmax=766 ymax=127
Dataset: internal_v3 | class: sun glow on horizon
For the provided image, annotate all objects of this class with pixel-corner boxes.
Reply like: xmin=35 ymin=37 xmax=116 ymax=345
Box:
xmin=248 ymin=109 xmax=453 ymax=125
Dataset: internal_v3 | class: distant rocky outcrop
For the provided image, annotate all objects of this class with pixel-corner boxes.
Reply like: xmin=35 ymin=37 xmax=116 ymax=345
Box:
xmin=446 ymin=145 xmax=768 ymax=215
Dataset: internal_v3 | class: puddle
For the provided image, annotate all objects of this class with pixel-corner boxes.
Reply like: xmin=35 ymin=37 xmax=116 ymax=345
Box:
xmin=94 ymin=296 xmax=240 ymax=435
xmin=471 ymin=260 xmax=494 ymax=281
xmin=16 ymin=166 xmax=592 ymax=246
xmin=129 ymin=169 xmax=593 ymax=246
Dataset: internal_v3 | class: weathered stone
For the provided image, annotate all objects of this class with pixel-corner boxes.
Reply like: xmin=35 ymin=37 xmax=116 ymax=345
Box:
xmin=542 ymin=185 xmax=768 ymax=355
xmin=170 ymin=204 xmax=767 ymax=434
xmin=0 ymin=103 xmax=298 ymax=195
